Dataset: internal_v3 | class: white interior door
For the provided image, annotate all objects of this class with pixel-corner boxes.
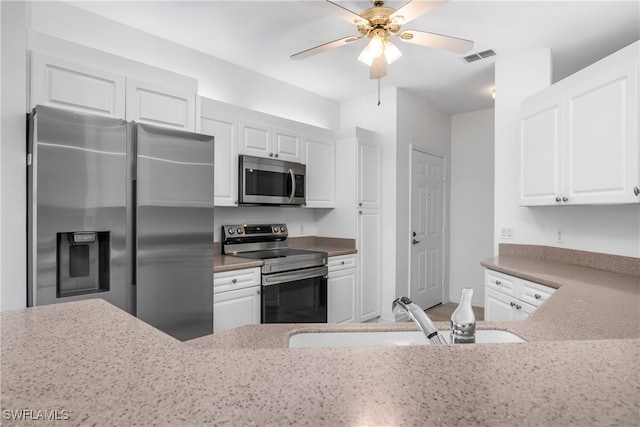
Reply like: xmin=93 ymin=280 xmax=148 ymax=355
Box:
xmin=410 ymin=150 xmax=445 ymax=309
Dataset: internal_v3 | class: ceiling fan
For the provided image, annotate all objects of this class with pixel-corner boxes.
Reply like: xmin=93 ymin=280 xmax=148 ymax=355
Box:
xmin=291 ymin=0 xmax=474 ymax=79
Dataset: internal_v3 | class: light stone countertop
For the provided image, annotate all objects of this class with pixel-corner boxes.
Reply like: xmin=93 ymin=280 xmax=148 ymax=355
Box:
xmin=1 ymin=253 xmax=639 ymax=426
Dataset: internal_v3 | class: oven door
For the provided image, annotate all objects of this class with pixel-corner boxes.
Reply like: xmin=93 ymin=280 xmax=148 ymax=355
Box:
xmin=239 ymin=155 xmax=305 ymax=205
xmin=261 ymin=266 xmax=328 ymax=323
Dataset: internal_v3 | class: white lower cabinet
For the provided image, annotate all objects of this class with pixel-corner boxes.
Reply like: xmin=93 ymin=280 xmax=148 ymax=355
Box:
xmin=484 ymin=269 xmax=555 ymax=321
xmin=327 ymin=254 xmax=357 ymax=323
xmin=213 ymin=268 xmax=261 ymax=333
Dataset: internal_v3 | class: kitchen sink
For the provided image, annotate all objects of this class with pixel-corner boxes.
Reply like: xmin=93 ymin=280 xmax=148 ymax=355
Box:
xmin=288 ymin=329 xmax=525 ymax=348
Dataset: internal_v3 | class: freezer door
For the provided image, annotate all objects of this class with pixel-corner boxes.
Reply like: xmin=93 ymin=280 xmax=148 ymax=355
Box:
xmin=135 ymin=123 xmax=214 ymax=341
xmin=28 ymin=106 xmax=128 ymax=310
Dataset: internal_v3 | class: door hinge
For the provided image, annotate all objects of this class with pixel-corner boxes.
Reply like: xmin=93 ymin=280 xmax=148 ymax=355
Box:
xmin=26 ymin=153 xmax=32 ymax=166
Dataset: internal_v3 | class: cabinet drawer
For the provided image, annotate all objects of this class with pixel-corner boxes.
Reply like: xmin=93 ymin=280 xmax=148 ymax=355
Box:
xmin=485 ymin=270 xmax=516 ymax=296
xmin=520 ymin=279 xmax=556 ymax=307
xmin=214 ymin=268 xmax=260 ymax=293
xmin=328 ymin=254 xmax=357 ymax=272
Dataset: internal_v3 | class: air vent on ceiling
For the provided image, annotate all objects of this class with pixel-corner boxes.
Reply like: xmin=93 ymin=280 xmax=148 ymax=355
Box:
xmin=462 ymin=49 xmax=497 ymax=63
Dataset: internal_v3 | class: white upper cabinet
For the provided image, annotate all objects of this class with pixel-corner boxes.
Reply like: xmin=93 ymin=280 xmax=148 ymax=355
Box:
xmin=273 ymin=127 xmax=303 ymax=162
xmin=239 ymin=120 xmax=303 ymax=163
xmin=304 ymin=134 xmax=336 ymax=208
xmin=200 ymin=98 xmax=239 ymax=207
xmin=520 ymin=41 xmax=639 ymax=206
xmin=358 ymin=136 xmax=382 ymax=209
xmin=126 ymin=78 xmax=196 ymax=131
xmin=30 ymin=52 xmax=125 ymax=118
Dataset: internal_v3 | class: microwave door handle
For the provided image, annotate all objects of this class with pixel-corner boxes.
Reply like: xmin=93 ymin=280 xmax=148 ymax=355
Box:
xmin=287 ymin=168 xmax=295 ymax=203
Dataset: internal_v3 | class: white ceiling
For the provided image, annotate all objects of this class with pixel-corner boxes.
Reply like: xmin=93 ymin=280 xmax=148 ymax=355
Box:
xmin=66 ymin=0 xmax=640 ymax=115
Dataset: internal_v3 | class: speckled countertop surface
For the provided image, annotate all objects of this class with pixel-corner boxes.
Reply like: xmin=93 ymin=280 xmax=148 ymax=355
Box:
xmin=2 ymin=249 xmax=639 ymax=426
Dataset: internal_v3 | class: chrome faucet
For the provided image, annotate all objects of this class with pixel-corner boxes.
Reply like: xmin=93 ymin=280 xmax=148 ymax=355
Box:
xmin=392 ymin=297 xmax=448 ymax=345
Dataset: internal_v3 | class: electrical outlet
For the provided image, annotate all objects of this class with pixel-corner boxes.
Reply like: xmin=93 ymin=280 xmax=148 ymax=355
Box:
xmin=300 ymin=224 xmax=304 ymax=234
xmin=500 ymin=227 xmax=514 ymax=239
xmin=557 ymin=228 xmax=564 ymax=243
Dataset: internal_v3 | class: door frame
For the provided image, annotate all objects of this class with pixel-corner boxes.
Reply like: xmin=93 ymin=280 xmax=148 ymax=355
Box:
xmin=408 ymin=145 xmax=449 ymax=306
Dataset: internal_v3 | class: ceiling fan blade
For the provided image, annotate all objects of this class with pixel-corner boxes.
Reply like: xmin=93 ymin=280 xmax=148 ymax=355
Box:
xmin=390 ymin=0 xmax=448 ymax=25
xmin=398 ymin=30 xmax=473 ymax=54
xmin=370 ymin=55 xmax=387 ymax=79
xmin=302 ymin=0 xmax=367 ymax=26
xmin=291 ymin=36 xmax=362 ymax=60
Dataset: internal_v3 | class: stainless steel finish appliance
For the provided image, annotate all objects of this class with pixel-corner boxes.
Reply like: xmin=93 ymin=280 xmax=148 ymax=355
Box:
xmin=238 ymin=155 xmax=306 ymax=206
xmin=27 ymin=106 xmax=214 ymax=341
xmin=222 ymin=224 xmax=327 ymax=323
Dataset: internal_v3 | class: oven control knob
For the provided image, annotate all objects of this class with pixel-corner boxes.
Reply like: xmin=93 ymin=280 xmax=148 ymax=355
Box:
xmin=280 ymin=227 xmax=286 ymax=232
xmin=236 ymin=227 xmax=244 ymax=234
xmin=227 ymin=228 xmax=235 ymax=235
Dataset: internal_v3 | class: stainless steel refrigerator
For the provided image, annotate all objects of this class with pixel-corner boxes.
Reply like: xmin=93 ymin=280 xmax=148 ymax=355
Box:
xmin=27 ymin=105 xmax=214 ymax=341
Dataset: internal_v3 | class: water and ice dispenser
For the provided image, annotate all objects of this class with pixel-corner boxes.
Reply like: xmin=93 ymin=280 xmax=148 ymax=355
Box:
xmin=56 ymin=231 xmax=111 ymax=297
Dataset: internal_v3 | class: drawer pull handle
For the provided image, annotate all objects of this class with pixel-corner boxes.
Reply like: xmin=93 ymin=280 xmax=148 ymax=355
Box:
xmin=231 ymin=278 xmax=237 ymax=284
xmin=534 ymin=293 xmax=541 ymax=299
xmin=496 ymin=280 xmax=501 ymax=285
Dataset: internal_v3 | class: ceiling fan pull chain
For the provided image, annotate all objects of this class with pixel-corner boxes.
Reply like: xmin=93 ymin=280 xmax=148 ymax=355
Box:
xmin=377 ymin=77 xmax=381 ymax=106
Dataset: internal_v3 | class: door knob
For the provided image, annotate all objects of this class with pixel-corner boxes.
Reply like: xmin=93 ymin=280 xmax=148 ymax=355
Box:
xmin=412 ymin=239 xmax=421 ymax=245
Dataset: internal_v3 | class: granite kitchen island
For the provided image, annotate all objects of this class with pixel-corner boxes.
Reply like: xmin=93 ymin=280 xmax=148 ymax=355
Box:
xmin=1 ymin=252 xmax=639 ymax=426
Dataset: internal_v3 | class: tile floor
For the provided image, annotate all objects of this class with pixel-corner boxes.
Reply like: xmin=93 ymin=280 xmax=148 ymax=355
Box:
xmin=424 ymin=303 xmax=485 ymax=322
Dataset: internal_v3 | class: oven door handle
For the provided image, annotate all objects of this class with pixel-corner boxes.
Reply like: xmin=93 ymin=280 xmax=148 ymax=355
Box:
xmin=287 ymin=168 xmax=295 ymax=204
xmin=262 ymin=266 xmax=328 ymax=287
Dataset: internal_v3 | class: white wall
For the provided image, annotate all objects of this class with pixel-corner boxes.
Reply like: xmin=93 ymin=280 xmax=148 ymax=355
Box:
xmin=495 ymin=48 xmax=640 ymax=258
xmin=396 ymin=89 xmax=452 ymax=306
xmin=450 ymin=108 xmax=495 ymax=307
xmin=1 ymin=1 xmax=27 ymax=311
xmin=27 ymin=1 xmax=339 ymax=130
xmin=0 ymin=1 xmax=342 ymax=310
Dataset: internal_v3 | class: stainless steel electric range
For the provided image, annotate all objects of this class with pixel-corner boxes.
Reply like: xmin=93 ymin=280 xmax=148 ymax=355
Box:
xmin=221 ymin=224 xmax=328 ymax=323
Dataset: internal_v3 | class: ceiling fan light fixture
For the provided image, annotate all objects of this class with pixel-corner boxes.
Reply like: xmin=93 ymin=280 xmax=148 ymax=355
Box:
xmin=383 ymin=39 xmax=402 ymax=64
xmin=358 ymin=35 xmax=385 ymax=66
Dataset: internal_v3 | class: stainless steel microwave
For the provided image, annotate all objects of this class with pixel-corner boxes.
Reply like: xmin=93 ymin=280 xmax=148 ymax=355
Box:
xmin=238 ymin=155 xmax=306 ymax=206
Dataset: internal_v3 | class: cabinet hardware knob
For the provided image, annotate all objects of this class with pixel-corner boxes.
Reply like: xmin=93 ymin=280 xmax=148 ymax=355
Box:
xmin=635 ymin=186 xmax=640 ymax=196
xmin=257 ymin=289 xmax=261 ymax=295
xmin=269 ymin=152 xmax=274 ymax=157
xmin=231 ymin=278 xmax=237 ymax=284
xmin=274 ymin=153 xmax=279 ymax=158
xmin=516 ymin=304 xmax=522 ymax=310
xmin=555 ymin=196 xmax=561 ymax=202
xmin=562 ymin=196 xmax=569 ymax=202
xmin=510 ymin=301 xmax=516 ymax=307
xmin=341 ymin=261 xmax=345 ymax=265
xmin=534 ymin=293 xmax=541 ymax=299
xmin=359 ymin=210 xmax=362 ymax=214
xmin=358 ymin=202 xmax=363 ymax=206
xmin=496 ymin=280 xmax=501 ymax=285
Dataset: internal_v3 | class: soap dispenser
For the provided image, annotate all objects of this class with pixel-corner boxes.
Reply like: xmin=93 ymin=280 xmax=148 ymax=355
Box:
xmin=450 ymin=288 xmax=476 ymax=344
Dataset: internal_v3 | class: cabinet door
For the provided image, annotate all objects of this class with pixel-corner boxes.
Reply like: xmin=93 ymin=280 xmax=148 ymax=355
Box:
xmin=30 ymin=52 xmax=125 ymax=118
xmin=357 ymin=209 xmax=381 ymax=321
xmin=358 ymin=138 xmax=382 ymax=209
xmin=238 ymin=120 xmax=272 ymax=158
xmin=484 ymin=288 xmax=518 ymax=321
xmin=273 ymin=127 xmax=303 ymax=163
xmin=213 ymin=286 xmax=261 ymax=333
xmin=304 ymin=135 xmax=336 ymax=208
xmin=520 ymin=94 xmax=564 ymax=206
xmin=328 ymin=268 xmax=357 ymax=323
xmin=201 ymin=113 xmax=239 ymax=207
xmin=126 ymin=79 xmax=196 ymax=131
xmin=564 ymin=52 xmax=639 ymax=204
